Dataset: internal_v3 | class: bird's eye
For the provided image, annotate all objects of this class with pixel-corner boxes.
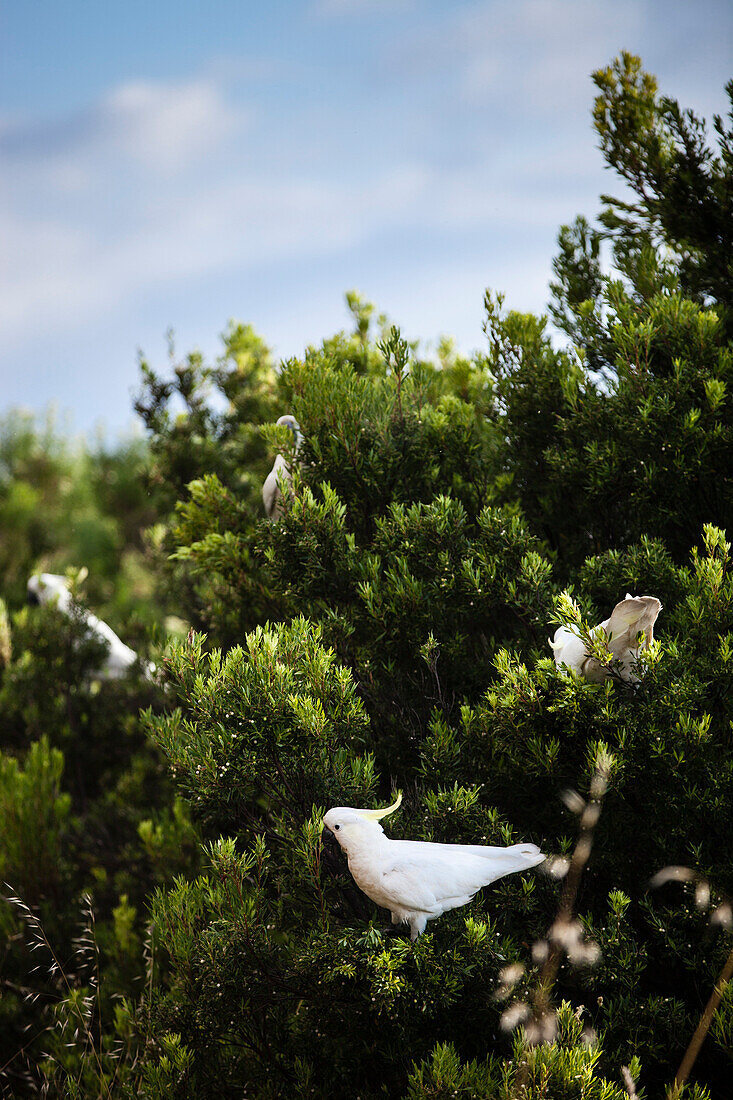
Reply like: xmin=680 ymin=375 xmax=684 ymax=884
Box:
xmin=334 ymin=824 xmax=340 ymax=831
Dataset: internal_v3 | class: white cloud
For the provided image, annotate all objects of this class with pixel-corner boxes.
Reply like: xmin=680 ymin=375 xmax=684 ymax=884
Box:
xmin=0 ymin=178 xmax=582 ymax=356
xmin=0 ymin=74 xmax=251 ymax=340
xmin=102 ymin=78 xmax=240 ymax=172
xmin=0 ymin=148 xmax=433 ymax=344
xmin=1 ymin=75 xmax=243 ymax=180
xmin=1 ymin=49 xmax=610 ymax=353
xmin=396 ymin=0 xmax=642 ymax=115
xmin=0 ymin=34 xmax=617 ymax=361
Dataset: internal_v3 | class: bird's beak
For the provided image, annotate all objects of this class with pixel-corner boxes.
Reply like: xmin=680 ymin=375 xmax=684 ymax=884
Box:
xmin=321 ymin=825 xmax=337 ymax=849
xmin=26 ymin=590 xmax=40 ymax=606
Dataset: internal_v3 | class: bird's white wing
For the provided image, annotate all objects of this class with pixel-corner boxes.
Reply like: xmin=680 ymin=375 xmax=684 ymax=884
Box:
xmin=84 ymin=611 xmax=139 ymax=677
xmin=630 ymin=596 xmax=661 ymax=644
xmin=262 ymin=456 xmax=289 ymax=520
xmin=427 ymin=841 xmax=544 ymax=869
xmin=380 ymin=846 xmax=528 ymax=911
xmin=605 ymin=595 xmax=661 ymax=658
xmin=262 ymin=469 xmax=280 ymax=519
xmin=376 ymin=859 xmax=440 ymax=913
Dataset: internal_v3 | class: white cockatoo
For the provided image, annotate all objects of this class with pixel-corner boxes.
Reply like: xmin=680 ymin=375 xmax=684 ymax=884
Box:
xmin=322 ymin=793 xmax=545 ymax=940
xmin=27 ymin=572 xmax=152 ymax=680
xmin=550 ymin=593 xmax=661 ymax=684
xmin=262 ymin=414 xmax=301 ymax=520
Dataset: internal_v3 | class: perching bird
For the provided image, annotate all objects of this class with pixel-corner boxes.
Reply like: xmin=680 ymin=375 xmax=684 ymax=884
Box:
xmin=550 ymin=593 xmax=661 ymax=683
xmin=322 ymin=793 xmax=545 ymax=940
xmin=262 ymin=414 xmax=301 ymax=520
xmin=27 ymin=572 xmax=152 ymax=680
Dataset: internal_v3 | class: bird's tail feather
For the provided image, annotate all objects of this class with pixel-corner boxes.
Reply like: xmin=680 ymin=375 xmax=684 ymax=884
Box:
xmin=459 ymin=841 xmax=545 ymax=868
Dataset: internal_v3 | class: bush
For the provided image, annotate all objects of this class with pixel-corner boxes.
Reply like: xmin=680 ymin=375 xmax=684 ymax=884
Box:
xmin=2 ymin=52 xmax=732 ymax=1099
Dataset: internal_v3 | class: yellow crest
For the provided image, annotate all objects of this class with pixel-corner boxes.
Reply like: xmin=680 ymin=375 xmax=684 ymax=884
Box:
xmin=357 ymin=791 xmax=403 ymax=822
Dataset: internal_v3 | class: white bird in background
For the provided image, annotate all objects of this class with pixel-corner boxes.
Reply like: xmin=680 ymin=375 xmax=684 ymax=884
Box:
xmin=27 ymin=572 xmax=152 ymax=680
xmin=322 ymin=793 xmax=545 ymax=940
xmin=262 ymin=414 xmax=301 ymax=520
xmin=550 ymin=593 xmax=662 ymax=683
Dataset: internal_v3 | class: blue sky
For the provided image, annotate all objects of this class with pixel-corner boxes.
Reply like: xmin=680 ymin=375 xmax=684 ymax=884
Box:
xmin=1 ymin=0 xmax=731 ymax=436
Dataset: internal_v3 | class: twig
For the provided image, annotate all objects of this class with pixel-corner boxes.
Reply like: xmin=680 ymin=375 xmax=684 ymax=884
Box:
xmin=501 ymin=750 xmax=611 ymax=1056
xmin=674 ymin=940 xmax=733 ymax=1090
xmin=533 ymin=761 xmax=609 ymax=1033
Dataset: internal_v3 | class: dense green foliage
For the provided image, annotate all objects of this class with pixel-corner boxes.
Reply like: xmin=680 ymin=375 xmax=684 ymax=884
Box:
xmin=0 ymin=426 xmax=200 ymax=1096
xmin=1 ymin=54 xmax=732 ymax=1099
xmin=0 ymin=413 xmax=162 ymax=629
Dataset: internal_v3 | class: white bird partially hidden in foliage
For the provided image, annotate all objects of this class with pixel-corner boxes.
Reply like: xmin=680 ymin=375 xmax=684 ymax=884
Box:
xmin=262 ymin=414 xmax=301 ymax=520
xmin=27 ymin=572 xmax=152 ymax=680
xmin=322 ymin=793 xmax=545 ymax=940
xmin=550 ymin=593 xmax=662 ymax=683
